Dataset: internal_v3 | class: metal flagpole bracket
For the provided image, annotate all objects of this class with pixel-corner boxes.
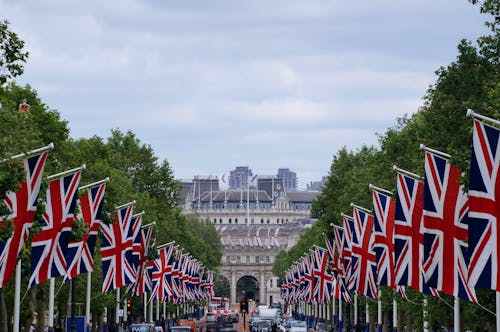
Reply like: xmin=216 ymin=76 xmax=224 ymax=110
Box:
xmin=350 ymin=203 xmax=372 ymax=214
xmin=392 ymin=164 xmax=423 ymax=180
xmin=114 ymin=200 xmax=136 ymax=210
xmin=369 ymin=184 xmax=394 ymax=196
xmin=48 ymin=164 xmax=86 ymax=180
xmin=157 ymin=240 xmax=175 ymax=250
xmin=419 ymin=144 xmax=451 ymax=159
xmin=466 ymin=109 xmax=500 ymax=126
xmin=141 ymin=221 xmax=156 ymax=229
xmin=340 ymin=213 xmax=353 ymax=220
xmin=79 ymin=177 xmax=110 ymax=191
xmin=1 ymin=142 xmax=54 ymax=163
xmin=133 ymin=211 xmax=145 ymax=217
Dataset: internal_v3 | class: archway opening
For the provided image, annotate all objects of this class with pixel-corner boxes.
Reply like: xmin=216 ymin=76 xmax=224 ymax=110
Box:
xmin=236 ymin=275 xmax=259 ymax=303
xmin=214 ymin=274 xmax=230 ymax=298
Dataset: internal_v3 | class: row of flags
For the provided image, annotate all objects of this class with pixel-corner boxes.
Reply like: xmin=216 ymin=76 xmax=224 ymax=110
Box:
xmin=0 ymin=144 xmax=214 ymax=304
xmin=281 ymin=113 xmax=499 ymax=305
xmin=219 ymin=226 xmax=280 ymax=248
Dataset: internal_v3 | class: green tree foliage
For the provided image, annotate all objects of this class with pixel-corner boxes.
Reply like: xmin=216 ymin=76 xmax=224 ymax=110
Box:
xmin=0 ymin=20 xmax=28 ymax=86
xmin=274 ymin=1 xmax=499 ymax=329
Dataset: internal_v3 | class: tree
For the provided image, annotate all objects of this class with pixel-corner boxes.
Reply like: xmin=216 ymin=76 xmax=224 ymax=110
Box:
xmin=0 ymin=20 xmax=29 ymax=86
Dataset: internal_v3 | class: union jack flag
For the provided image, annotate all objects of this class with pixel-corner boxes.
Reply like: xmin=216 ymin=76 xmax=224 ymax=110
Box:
xmin=394 ymin=171 xmax=439 ymax=296
xmin=332 ymin=224 xmax=350 ymax=302
xmin=65 ymin=182 xmax=106 ymax=280
xmin=30 ymin=169 xmax=82 ymax=287
xmin=150 ymin=244 xmax=174 ymax=302
xmin=129 ymin=224 xmax=154 ymax=296
xmin=129 ymin=213 xmax=143 ymax=276
xmin=342 ymin=215 xmax=355 ymax=291
xmin=171 ymin=250 xmax=184 ymax=302
xmin=468 ymin=119 xmax=500 ymax=290
xmin=312 ymin=246 xmax=332 ymax=303
xmin=0 ymin=150 xmax=49 ymax=287
xmin=302 ymin=253 xmax=315 ymax=303
xmin=422 ymin=150 xmax=476 ymax=302
xmin=372 ymin=189 xmax=396 ymax=288
xmin=350 ymin=206 xmax=377 ymax=299
xmin=101 ymin=204 xmax=135 ymax=293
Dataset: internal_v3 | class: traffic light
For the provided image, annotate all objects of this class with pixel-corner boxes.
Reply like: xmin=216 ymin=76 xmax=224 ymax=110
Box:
xmin=240 ymin=297 xmax=248 ymax=313
xmin=127 ymin=299 xmax=131 ymax=308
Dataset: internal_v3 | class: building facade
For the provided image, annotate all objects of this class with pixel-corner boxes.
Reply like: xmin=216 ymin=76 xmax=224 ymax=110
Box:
xmin=181 ymin=175 xmax=318 ymax=305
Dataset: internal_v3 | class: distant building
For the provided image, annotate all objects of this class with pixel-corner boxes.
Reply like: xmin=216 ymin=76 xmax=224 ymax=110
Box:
xmin=306 ymin=176 xmax=328 ymax=192
xmin=277 ymin=168 xmax=297 ymax=191
xmin=229 ymin=166 xmax=253 ymax=190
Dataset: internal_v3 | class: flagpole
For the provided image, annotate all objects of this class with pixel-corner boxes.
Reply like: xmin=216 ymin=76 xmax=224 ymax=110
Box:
xmin=86 ymin=271 xmax=92 ymax=331
xmin=143 ymin=293 xmax=146 ymax=322
xmin=0 ymin=142 xmax=54 ymax=163
xmin=423 ymin=297 xmax=429 ymax=332
xmin=116 ymin=288 xmax=121 ymax=327
xmin=366 ymin=301 xmax=370 ymax=332
xmin=13 ymin=260 xmax=22 ymax=332
xmin=377 ymin=289 xmax=382 ymax=332
xmin=49 ymin=278 xmax=55 ymax=332
xmin=47 ymin=164 xmax=86 ymax=180
xmin=393 ymin=298 xmax=398 ymax=332
xmin=467 ymin=109 xmax=500 ymax=126
xmin=79 ymin=177 xmax=110 ymax=190
xmin=247 ymin=173 xmax=250 ymax=227
xmin=454 ymin=296 xmax=460 ymax=332
xmin=419 ymin=144 xmax=451 ymax=159
xmin=496 ymin=292 xmax=500 ymax=332
xmin=338 ymin=294 xmax=343 ymax=332
xmin=392 ymin=165 xmax=423 ymax=180
xmin=354 ymin=293 xmax=358 ymax=330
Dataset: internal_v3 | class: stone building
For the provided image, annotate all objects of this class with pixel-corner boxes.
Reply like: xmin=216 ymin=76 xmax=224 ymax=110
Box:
xmin=181 ymin=176 xmax=318 ymax=305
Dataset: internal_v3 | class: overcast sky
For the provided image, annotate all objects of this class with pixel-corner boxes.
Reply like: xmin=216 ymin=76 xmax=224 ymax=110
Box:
xmin=1 ymin=0 xmax=489 ymax=189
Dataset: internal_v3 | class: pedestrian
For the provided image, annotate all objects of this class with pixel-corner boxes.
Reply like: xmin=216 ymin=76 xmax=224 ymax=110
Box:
xmin=271 ymin=322 xmax=278 ymax=332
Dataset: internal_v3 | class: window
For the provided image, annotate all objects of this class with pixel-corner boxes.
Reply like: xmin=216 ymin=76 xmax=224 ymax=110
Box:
xmin=266 ymin=256 xmax=270 ymax=263
xmin=229 ymin=218 xmax=232 ymax=224
xmin=251 ymin=218 xmax=254 ymax=224
xmin=267 ymin=219 xmax=270 ymax=224
xmin=246 ymin=256 xmax=250 ymax=263
xmin=236 ymin=256 xmax=241 ymax=263
xmin=261 ymin=219 xmax=264 ymax=224
xmin=255 ymin=256 xmax=260 ymax=263
xmin=235 ymin=218 xmax=238 ymax=224
xmin=213 ymin=218 xmax=217 ymax=223
xmin=219 ymin=219 xmax=222 ymax=224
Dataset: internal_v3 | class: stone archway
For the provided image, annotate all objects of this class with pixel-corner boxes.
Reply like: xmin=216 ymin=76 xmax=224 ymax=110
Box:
xmin=236 ymin=275 xmax=259 ymax=303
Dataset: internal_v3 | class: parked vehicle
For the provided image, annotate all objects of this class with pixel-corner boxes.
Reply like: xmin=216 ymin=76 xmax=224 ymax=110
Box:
xmin=288 ymin=320 xmax=307 ymax=332
xmin=128 ymin=323 xmax=156 ymax=332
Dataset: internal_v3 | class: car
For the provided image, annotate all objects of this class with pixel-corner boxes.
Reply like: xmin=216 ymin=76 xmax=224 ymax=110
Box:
xmin=228 ymin=312 xmax=239 ymax=323
xmin=177 ymin=319 xmax=196 ymax=332
xmin=206 ymin=312 xmax=217 ymax=323
xmin=289 ymin=320 xmax=307 ymax=332
xmin=169 ymin=327 xmax=192 ymax=332
xmin=155 ymin=327 xmax=164 ymax=332
xmin=128 ymin=323 xmax=156 ymax=332
xmin=255 ymin=319 xmax=273 ymax=332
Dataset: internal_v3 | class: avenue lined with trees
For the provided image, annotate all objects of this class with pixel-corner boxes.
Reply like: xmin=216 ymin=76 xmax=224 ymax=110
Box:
xmin=274 ymin=1 xmax=499 ymax=330
xmin=0 ymin=19 xmax=222 ymax=332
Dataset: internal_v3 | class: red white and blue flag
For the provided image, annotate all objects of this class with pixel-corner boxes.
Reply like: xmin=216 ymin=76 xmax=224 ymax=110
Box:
xmin=129 ymin=224 xmax=154 ymax=296
xmin=0 ymin=150 xmax=49 ymax=287
xmin=394 ymin=171 xmax=439 ymax=296
xmin=101 ymin=204 xmax=135 ymax=293
xmin=342 ymin=215 xmax=355 ymax=291
xmin=150 ymin=244 xmax=174 ymax=302
xmin=129 ymin=212 xmax=143 ymax=277
xmin=312 ymin=246 xmax=332 ymax=303
xmin=422 ymin=149 xmax=476 ymax=302
xmin=371 ymin=188 xmax=396 ymax=288
xmin=467 ymin=119 xmax=500 ymax=291
xmin=30 ymin=169 xmax=82 ymax=287
xmin=65 ymin=181 xmax=106 ymax=279
xmin=350 ymin=206 xmax=377 ymax=299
